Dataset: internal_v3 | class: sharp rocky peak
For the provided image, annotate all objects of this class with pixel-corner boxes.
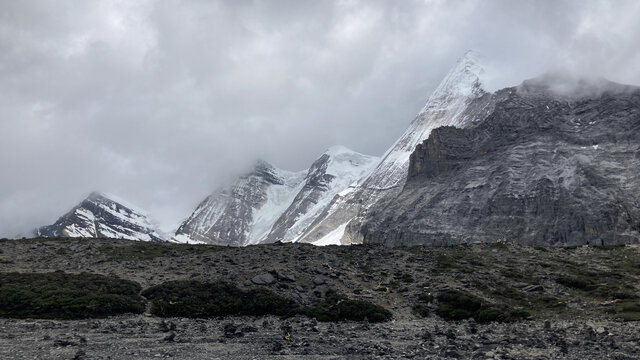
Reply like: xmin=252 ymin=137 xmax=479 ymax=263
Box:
xmin=419 ymin=50 xmax=485 ymax=115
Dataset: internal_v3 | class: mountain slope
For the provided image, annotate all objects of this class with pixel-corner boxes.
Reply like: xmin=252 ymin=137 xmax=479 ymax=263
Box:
xmin=296 ymin=51 xmax=491 ymax=245
xmin=37 ymin=192 xmax=164 ymax=242
xmin=173 ymin=161 xmax=306 ymax=246
xmin=174 ymin=147 xmax=378 ymax=246
xmin=264 ymin=146 xmax=379 ymax=244
xmin=361 ymin=75 xmax=640 ymax=246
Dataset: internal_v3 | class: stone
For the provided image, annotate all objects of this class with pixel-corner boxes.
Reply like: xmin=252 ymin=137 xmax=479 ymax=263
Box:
xmin=276 ymin=271 xmax=296 ymax=282
xmin=252 ymin=273 xmax=276 ymax=285
xmin=523 ymin=285 xmax=544 ymax=292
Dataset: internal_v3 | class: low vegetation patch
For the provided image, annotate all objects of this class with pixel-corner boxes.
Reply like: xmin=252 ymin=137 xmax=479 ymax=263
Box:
xmin=614 ymin=301 xmax=640 ymax=321
xmin=412 ymin=292 xmax=434 ymax=317
xmin=143 ymin=281 xmax=392 ymax=323
xmin=0 ymin=271 xmax=144 ymax=319
xmin=303 ymin=290 xmax=392 ymax=323
xmin=435 ymin=289 xmax=529 ymax=323
xmin=99 ymin=242 xmax=222 ymax=261
xmin=556 ymin=276 xmax=596 ymax=291
xmin=142 ymin=280 xmax=298 ymax=318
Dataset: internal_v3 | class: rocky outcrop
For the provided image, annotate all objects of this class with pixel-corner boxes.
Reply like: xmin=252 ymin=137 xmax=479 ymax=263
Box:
xmin=37 ymin=192 xmax=164 ymax=242
xmin=362 ymin=76 xmax=640 ymax=246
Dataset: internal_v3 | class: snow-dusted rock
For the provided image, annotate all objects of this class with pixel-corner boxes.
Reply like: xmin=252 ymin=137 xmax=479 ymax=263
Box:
xmin=174 ymin=161 xmax=306 ymax=246
xmin=174 ymin=147 xmax=378 ymax=245
xmin=36 ymin=192 xmax=165 ymax=242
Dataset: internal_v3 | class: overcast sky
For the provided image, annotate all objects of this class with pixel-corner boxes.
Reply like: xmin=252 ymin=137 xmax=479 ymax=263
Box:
xmin=1 ymin=0 xmax=640 ymax=236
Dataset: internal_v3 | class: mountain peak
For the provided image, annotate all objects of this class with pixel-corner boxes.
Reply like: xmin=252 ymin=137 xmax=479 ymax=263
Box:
xmin=251 ymin=159 xmax=274 ymax=170
xmin=324 ymin=145 xmax=355 ymax=157
xmin=419 ymin=50 xmax=485 ymax=115
xmin=87 ymin=191 xmax=107 ymax=200
xmin=36 ymin=192 xmax=164 ymax=242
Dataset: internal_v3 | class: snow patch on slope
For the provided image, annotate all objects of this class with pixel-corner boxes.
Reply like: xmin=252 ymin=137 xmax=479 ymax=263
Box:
xmin=280 ymin=147 xmax=379 ymax=242
xmin=314 ymin=222 xmax=348 ymax=246
xmin=246 ymin=169 xmax=306 ymax=245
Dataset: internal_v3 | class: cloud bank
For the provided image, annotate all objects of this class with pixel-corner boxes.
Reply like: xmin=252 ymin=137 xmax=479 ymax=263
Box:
xmin=1 ymin=0 xmax=640 ymax=236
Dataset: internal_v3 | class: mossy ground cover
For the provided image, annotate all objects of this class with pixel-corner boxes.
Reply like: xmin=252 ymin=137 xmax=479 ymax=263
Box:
xmin=0 ymin=271 xmax=145 ymax=319
xmin=143 ymin=281 xmax=392 ymax=323
xmin=142 ymin=280 xmax=299 ymax=318
xmin=412 ymin=292 xmax=433 ymax=317
xmin=435 ymin=289 xmax=529 ymax=323
xmin=303 ymin=290 xmax=392 ymax=323
xmin=420 ymin=243 xmax=640 ymax=321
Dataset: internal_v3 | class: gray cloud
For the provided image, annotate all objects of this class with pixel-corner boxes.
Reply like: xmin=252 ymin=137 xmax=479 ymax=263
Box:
xmin=1 ymin=0 xmax=640 ymax=236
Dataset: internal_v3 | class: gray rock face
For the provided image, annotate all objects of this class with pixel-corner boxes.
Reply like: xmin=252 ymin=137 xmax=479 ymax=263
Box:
xmin=37 ymin=192 xmax=164 ymax=242
xmin=362 ymin=76 xmax=640 ymax=246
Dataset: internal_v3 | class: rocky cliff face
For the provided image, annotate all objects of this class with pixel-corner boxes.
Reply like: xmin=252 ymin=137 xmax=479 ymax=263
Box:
xmin=37 ymin=192 xmax=164 ymax=242
xmin=362 ymin=76 xmax=640 ymax=246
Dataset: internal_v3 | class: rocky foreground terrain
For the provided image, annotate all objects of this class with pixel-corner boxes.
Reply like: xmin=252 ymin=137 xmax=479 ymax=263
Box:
xmin=1 ymin=238 xmax=639 ymax=359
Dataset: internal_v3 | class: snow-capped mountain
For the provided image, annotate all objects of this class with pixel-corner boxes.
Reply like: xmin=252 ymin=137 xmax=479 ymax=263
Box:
xmin=174 ymin=51 xmax=488 ymax=246
xmin=31 ymin=51 xmax=491 ymax=246
xmin=264 ymin=146 xmax=378 ymax=244
xmin=295 ymin=50 xmax=490 ymax=244
xmin=174 ymin=147 xmax=378 ymax=245
xmin=173 ymin=160 xmax=307 ymax=246
xmin=36 ymin=192 xmax=165 ymax=242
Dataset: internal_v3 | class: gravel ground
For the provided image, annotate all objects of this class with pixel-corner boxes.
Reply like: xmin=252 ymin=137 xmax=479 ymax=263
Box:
xmin=1 ymin=238 xmax=639 ymax=359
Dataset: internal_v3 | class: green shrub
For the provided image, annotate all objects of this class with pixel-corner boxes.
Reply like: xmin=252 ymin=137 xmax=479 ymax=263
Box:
xmin=144 ymin=282 xmax=393 ymax=323
xmin=435 ymin=289 xmax=528 ymax=323
xmin=435 ymin=290 xmax=482 ymax=320
xmin=595 ymin=244 xmax=625 ymax=251
xmin=142 ymin=280 xmax=298 ymax=318
xmin=418 ymin=293 xmax=434 ymax=303
xmin=0 ymin=271 xmax=144 ymax=319
xmin=395 ymin=272 xmax=414 ymax=283
xmin=476 ymin=307 xmax=506 ymax=323
xmin=412 ymin=304 xmax=429 ymax=317
xmin=556 ymin=276 xmax=596 ymax=290
xmin=412 ymin=293 xmax=434 ymax=317
xmin=303 ymin=290 xmax=392 ymax=323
